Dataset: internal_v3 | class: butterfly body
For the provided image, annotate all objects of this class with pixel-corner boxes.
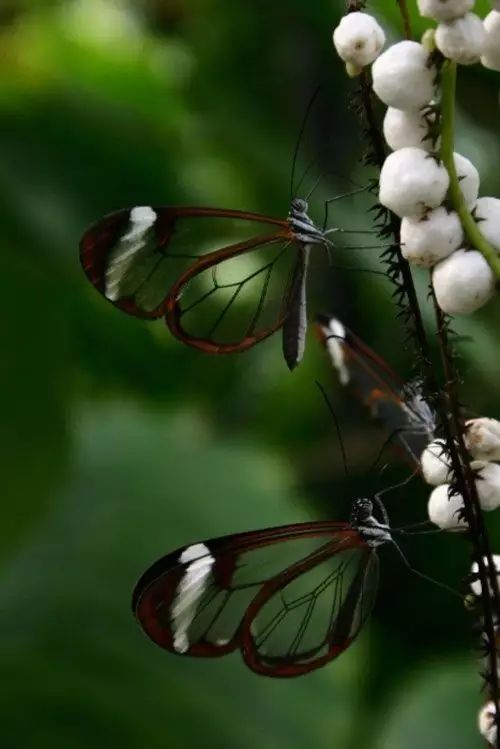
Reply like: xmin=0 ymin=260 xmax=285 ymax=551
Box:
xmin=132 ymin=498 xmax=389 ymax=677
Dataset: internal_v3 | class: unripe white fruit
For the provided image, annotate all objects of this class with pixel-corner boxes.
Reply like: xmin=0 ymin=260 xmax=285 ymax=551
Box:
xmin=421 ymin=439 xmax=452 ymax=485
xmin=482 ymin=11 xmax=500 ymax=71
xmin=401 ymin=208 xmax=463 ymax=267
xmin=333 ymin=12 xmax=386 ymax=67
xmin=379 ymin=148 xmax=449 ymax=218
xmin=372 ymin=41 xmax=434 ymax=110
xmin=470 ymin=557 xmax=500 ymax=596
xmin=474 ymin=197 xmax=500 ymax=252
xmin=478 ymin=702 xmax=497 ymax=747
xmin=454 ymin=152 xmax=480 ymax=207
xmin=432 ymin=249 xmax=495 ymax=315
xmin=428 ymin=484 xmax=467 ymax=530
xmin=417 ymin=0 xmax=473 ymax=21
xmin=465 ymin=418 xmax=500 ymax=461
xmin=383 ymin=107 xmax=435 ymax=152
xmin=473 ymin=461 xmax=500 ymax=511
xmin=435 ymin=13 xmax=487 ymax=65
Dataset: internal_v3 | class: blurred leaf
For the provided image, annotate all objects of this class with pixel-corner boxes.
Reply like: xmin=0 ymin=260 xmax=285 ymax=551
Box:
xmin=375 ymin=660 xmax=482 ymax=749
xmin=0 ymin=244 xmax=71 ymax=561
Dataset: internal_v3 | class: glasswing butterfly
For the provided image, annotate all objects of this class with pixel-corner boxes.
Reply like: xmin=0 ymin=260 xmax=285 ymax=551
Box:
xmin=315 ymin=315 xmax=437 ymax=469
xmin=79 ymin=198 xmax=332 ymax=370
xmin=132 ymin=497 xmax=391 ymax=677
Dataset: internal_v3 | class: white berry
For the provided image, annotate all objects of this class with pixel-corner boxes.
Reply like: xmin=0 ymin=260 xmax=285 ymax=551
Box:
xmin=401 ymin=208 xmax=463 ymax=267
xmin=333 ymin=12 xmax=386 ymax=67
xmin=432 ymin=249 xmax=495 ymax=315
xmin=421 ymin=439 xmax=453 ymax=485
xmin=470 ymin=557 xmax=500 ymax=597
xmin=482 ymin=11 xmax=500 ymax=71
xmin=372 ymin=41 xmax=435 ymax=110
xmin=474 ymin=196 xmax=500 ymax=252
xmin=428 ymin=484 xmax=467 ymax=530
xmin=379 ymin=147 xmax=449 ymax=218
xmin=454 ymin=152 xmax=480 ymax=207
xmin=465 ymin=418 xmax=500 ymax=461
xmin=383 ymin=107 xmax=436 ymax=152
xmin=435 ymin=13 xmax=487 ymax=65
xmin=473 ymin=461 xmax=500 ymax=511
xmin=478 ymin=702 xmax=497 ymax=747
xmin=417 ymin=0 xmax=474 ymax=21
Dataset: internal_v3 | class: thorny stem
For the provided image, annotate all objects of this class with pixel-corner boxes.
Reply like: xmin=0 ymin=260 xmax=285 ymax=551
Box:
xmin=346 ymin=4 xmax=500 ymax=738
xmin=437 ymin=58 xmax=500 ymax=738
xmin=357 ymin=69 xmax=433 ymax=372
xmin=439 ymin=60 xmax=500 ymax=280
xmin=431 ymin=293 xmax=500 ymax=742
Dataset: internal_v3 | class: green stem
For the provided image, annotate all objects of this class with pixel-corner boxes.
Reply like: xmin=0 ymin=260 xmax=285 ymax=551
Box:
xmin=395 ymin=0 xmax=412 ymax=40
xmin=439 ymin=60 xmax=500 ymax=280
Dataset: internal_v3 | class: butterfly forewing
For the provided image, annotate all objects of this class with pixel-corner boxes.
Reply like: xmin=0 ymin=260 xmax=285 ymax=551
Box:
xmin=80 ymin=206 xmax=293 ymax=347
xmin=316 ymin=316 xmax=403 ymax=408
xmin=133 ymin=521 xmax=370 ymax=675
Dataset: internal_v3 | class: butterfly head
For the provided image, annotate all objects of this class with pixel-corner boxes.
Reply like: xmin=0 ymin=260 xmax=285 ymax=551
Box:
xmin=290 ymin=197 xmax=309 ymax=215
xmin=288 ymin=198 xmax=326 ymax=245
xmin=350 ymin=497 xmax=374 ymax=524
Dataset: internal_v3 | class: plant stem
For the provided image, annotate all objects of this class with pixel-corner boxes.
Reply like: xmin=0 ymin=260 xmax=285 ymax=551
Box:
xmin=431 ymin=290 xmax=500 ymax=745
xmin=439 ymin=60 xmax=500 ymax=280
xmin=396 ymin=0 xmax=412 ymax=39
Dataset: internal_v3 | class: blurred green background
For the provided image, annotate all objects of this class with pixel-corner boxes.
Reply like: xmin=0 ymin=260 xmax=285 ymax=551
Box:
xmin=2 ymin=1 xmax=500 ymax=747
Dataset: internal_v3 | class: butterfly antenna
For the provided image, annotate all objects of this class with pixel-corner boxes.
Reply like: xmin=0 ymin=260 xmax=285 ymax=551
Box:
xmin=365 ymin=427 xmax=417 ymax=478
xmin=290 ymin=86 xmax=321 ymax=201
xmin=374 ymin=467 xmax=419 ymax=503
xmin=315 ymin=380 xmax=349 ymax=477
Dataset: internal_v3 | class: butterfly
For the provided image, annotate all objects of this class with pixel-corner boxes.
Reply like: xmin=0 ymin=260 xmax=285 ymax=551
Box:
xmin=315 ymin=315 xmax=436 ymax=469
xmin=132 ymin=497 xmax=391 ymax=677
xmin=79 ymin=198 xmax=332 ymax=370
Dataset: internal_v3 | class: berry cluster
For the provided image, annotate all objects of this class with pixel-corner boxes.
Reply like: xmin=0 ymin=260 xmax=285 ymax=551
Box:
xmin=333 ymin=6 xmax=500 ymax=316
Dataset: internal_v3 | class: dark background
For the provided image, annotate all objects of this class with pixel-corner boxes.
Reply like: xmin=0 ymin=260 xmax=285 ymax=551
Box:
xmin=2 ymin=1 xmax=500 ymax=747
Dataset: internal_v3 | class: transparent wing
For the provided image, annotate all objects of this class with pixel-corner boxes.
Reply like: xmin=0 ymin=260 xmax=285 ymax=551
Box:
xmin=80 ymin=206 xmax=294 ymax=353
xmin=165 ymin=234 xmax=302 ymax=353
xmin=242 ymin=547 xmax=378 ymax=676
xmin=316 ymin=315 xmax=403 ymax=401
xmin=132 ymin=521 xmax=367 ymax=675
xmin=316 ymin=315 xmax=435 ymax=468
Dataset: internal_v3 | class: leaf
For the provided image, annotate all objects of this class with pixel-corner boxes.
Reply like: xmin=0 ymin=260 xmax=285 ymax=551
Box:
xmin=375 ymin=659 xmax=482 ymax=749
